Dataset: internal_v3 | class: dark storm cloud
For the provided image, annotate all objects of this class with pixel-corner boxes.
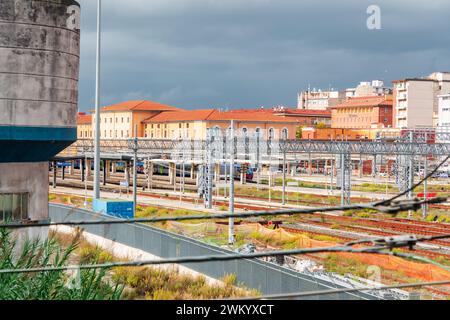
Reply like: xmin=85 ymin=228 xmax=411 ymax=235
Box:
xmin=76 ymin=0 xmax=450 ymax=111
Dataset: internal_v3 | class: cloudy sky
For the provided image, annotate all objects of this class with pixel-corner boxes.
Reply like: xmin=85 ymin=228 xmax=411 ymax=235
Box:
xmin=76 ymin=0 xmax=450 ymax=111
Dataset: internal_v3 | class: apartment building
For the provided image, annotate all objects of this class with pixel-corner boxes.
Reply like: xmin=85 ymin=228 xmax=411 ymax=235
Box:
xmin=393 ymin=72 xmax=450 ymax=128
xmin=345 ymin=80 xmax=392 ymax=98
xmin=90 ymin=100 xmax=182 ymax=139
xmin=438 ymin=93 xmax=450 ymax=127
xmin=331 ymin=96 xmax=393 ymax=129
xmin=297 ymin=89 xmax=344 ymax=110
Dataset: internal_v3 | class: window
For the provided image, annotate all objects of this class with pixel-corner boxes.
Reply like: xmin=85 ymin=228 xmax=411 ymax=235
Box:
xmin=110 ymin=118 xmax=112 ymax=123
xmin=186 ymin=123 xmax=189 ymax=129
xmin=282 ymin=128 xmax=288 ymax=140
xmin=127 ymin=117 xmax=130 ymax=123
xmin=268 ymin=128 xmax=275 ymax=140
xmin=121 ymin=117 xmax=124 ymax=123
xmin=179 ymin=123 xmax=182 ymax=129
xmin=255 ymin=127 xmax=261 ymax=138
xmin=242 ymin=127 xmax=248 ymax=137
xmin=0 ymin=193 xmax=29 ymax=222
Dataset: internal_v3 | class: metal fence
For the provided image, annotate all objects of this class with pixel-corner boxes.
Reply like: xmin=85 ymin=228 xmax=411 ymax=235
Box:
xmin=49 ymin=204 xmax=382 ymax=300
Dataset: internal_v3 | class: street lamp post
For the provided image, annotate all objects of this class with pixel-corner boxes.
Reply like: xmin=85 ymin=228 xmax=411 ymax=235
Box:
xmin=93 ymin=0 xmax=102 ymax=200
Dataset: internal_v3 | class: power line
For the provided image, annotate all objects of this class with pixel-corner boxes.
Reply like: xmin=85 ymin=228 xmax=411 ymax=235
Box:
xmin=1 ymin=233 xmax=449 ymax=275
xmin=235 ymin=280 xmax=450 ymax=300
xmin=375 ymin=154 xmax=450 ymax=206
xmin=0 ymin=197 xmax=445 ymax=230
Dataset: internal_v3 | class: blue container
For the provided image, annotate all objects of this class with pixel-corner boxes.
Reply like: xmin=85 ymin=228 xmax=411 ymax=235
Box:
xmin=93 ymin=199 xmax=134 ymax=219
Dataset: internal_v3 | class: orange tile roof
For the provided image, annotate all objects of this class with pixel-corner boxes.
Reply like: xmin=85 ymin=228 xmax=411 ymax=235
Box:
xmin=274 ymin=109 xmax=332 ymax=117
xmin=143 ymin=109 xmax=216 ymax=123
xmin=207 ymin=110 xmax=299 ymax=123
xmin=77 ymin=112 xmax=92 ymax=125
xmin=143 ymin=109 xmax=299 ymax=123
xmin=331 ymin=96 xmax=393 ymax=109
xmin=94 ymin=100 xmax=183 ymax=112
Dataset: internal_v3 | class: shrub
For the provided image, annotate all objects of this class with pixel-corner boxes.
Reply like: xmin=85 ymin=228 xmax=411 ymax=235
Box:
xmin=0 ymin=228 xmax=123 ymax=300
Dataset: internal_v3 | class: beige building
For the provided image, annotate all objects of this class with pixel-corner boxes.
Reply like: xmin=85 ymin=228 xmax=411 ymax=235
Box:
xmin=77 ymin=112 xmax=93 ymax=138
xmin=331 ymin=96 xmax=393 ymax=129
xmin=298 ymin=89 xmax=344 ymax=110
xmin=143 ymin=109 xmax=300 ymax=140
xmin=393 ymin=72 xmax=450 ymax=128
xmin=90 ymin=100 xmax=182 ymax=138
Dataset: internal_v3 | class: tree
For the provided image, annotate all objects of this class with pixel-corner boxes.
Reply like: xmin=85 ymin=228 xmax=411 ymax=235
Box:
xmin=315 ymin=122 xmax=327 ymax=129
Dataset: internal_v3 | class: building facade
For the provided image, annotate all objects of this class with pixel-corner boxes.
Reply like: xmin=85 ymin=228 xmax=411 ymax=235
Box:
xmin=331 ymin=96 xmax=393 ymax=129
xmin=90 ymin=100 xmax=182 ymax=139
xmin=393 ymin=72 xmax=450 ymax=129
xmin=77 ymin=112 xmax=92 ymax=138
xmin=297 ymin=89 xmax=344 ymax=110
xmin=345 ymin=80 xmax=392 ymax=98
xmin=438 ymin=93 xmax=450 ymax=127
xmin=143 ymin=109 xmax=299 ymax=140
xmin=271 ymin=107 xmax=331 ymax=127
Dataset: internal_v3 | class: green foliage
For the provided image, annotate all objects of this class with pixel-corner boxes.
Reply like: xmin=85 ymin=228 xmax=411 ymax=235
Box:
xmin=112 ymin=267 xmax=257 ymax=300
xmin=0 ymin=228 xmax=123 ymax=300
xmin=315 ymin=122 xmax=327 ymax=129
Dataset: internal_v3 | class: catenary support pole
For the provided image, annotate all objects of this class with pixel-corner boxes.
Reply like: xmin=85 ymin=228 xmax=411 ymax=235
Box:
xmin=229 ymin=120 xmax=235 ymax=245
xmin=133 ymin=125 xmax=138 ymax=216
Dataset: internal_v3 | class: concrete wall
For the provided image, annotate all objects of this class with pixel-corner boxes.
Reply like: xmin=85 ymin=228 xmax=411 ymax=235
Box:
xmin=0 ymin=162 xmax=49 ymax=221
xmin=406 ymin=81 xmax=435 ymax=128
xmin=0 ymin=0 xmax=80 ymax=128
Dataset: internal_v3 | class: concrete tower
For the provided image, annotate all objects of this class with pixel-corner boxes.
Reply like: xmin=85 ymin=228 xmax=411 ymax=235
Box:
xmin=0 ymin=0 xmax=81 ymax=226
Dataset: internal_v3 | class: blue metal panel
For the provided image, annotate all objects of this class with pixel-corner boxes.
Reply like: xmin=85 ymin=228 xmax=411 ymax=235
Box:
xmin=0 ymin=126 xmax=76 ymax=141
xmin=92 ymin=199 xmax=134 ymax=219
xmin=0 ymin=126 xmax=76 ymax=163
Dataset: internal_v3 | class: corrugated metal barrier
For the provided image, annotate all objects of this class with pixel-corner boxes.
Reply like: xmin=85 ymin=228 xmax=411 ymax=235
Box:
xmin=49 ymin=204 xmax=380 ymax=300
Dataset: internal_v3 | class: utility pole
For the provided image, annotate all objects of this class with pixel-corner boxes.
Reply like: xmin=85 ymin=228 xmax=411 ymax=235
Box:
xmin=228 ymin=120 xmax=235 ymax=245
xmin=93 ymin=0 xmax=102 ymax=200
xmin=133 ymin=125 xmax=138 ymax=216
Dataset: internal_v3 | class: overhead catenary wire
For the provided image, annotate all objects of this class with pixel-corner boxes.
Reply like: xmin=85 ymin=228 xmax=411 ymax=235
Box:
xmin=6 ymin=145 xmax=449 ymax=231
xmin=375 ymin=154 xmax=450 ymax=206
xmin=233 ymin=280 xmax=450 ymax=300
xmin=0 ymin=197 xmax=445 ymax=230
xmin=1 ymin=233 xmax=450 ymax=275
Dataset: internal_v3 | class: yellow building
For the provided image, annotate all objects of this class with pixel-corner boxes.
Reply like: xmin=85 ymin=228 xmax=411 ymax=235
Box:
xmin=77 ymin=112 xmax=93 ymax=139
xmin=90 ymin=100 xmax=182 ymax=138
xmin=143 ymin=109 xmax=299 ymax=139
